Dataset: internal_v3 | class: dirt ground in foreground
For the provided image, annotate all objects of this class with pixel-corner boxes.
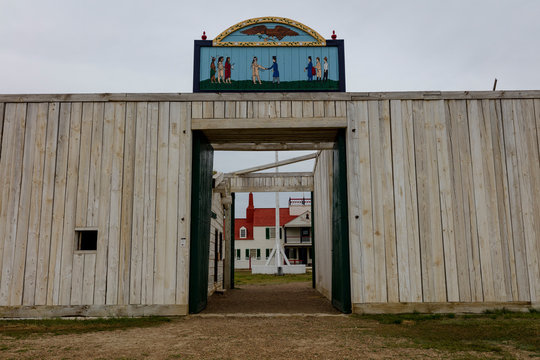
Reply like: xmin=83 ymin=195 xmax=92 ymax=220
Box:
xmin=204 ymin=281 xmax=339 ymax=314
xmin=0 ymin=282 xmax=535 ymax=359
xmin=0 ymin=316 xmax=466 ymax=360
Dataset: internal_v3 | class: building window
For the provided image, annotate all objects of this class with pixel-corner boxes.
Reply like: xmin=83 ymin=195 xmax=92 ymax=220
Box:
xmin=266 ymin=248 xmax=270 ymax=259
xmin=265 ymin=227 xmax=282 ymax=239
xmin=256 ymin=249 xmax=261 ymax=260
xmin=245 ymin=249 xmax=249 ymax=260
xmin=75 ymin=229 xmax=97 ymax=251
xmin=240 ymin=226 xmax=247 ymax=239
xmin=236 ymin=249 xmax=241 ymax=260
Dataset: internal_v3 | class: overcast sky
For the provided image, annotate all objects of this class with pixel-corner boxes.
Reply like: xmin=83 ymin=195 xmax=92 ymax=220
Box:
xmin=2 ymin=0 xmax=539 ymax=216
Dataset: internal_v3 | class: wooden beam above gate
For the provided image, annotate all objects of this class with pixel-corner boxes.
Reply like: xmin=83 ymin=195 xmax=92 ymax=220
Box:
xmin=215 ymin=172 xmax=314 ymax=193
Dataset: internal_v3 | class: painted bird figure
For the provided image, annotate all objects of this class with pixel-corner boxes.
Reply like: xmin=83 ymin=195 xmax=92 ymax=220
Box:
xmin=241 ymin=25 xmax=299 ymax=41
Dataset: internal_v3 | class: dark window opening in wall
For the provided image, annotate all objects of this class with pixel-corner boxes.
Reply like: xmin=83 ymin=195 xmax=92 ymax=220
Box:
xmin=219 ymin=232 xmax=223 ymax=260
xmin=76 ymin=230 xmax=97 ymax=251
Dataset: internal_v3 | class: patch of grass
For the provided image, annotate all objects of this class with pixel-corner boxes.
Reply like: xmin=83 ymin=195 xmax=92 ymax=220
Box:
xmin=234 ymin=270 xmax=312 ymax=285
xmin=354 ymin=311 xmax=540 ymax=355
xmin=0 ymin=316 xmax=171 ymax=339
xmin=199 ymin=79 xmax=339 ymax=91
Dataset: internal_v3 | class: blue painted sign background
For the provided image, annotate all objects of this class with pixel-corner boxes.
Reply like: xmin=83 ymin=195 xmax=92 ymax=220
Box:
xmin=199 ymin=47 xmax=339 ymax=82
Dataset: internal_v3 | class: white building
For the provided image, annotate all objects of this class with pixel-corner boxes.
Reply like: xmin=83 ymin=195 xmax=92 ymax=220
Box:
xmin=234 ymin=193 xmax=312 ymax=269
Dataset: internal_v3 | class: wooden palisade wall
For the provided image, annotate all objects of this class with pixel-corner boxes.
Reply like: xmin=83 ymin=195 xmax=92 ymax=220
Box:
xmin=0 ymin=92 xmax=539 ymax=316
xmin=0 ymin=101 xmax=192 ymax=316
xmin=346 ymin=98 xmax=540 ymax=312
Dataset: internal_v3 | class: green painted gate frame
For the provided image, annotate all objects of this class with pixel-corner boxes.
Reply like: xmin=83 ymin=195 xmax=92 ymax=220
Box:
xmin=189 ymin=131 xmax=214 ymax=314
xmin=332 ymin=129 xmax=352 ymax=313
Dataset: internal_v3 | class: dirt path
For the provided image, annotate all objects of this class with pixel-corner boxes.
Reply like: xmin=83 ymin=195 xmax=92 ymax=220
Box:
xmin=204 ymin=281 xmax=339 ymax=314
xmin=1 ymin=316 xmax=449 ymax=360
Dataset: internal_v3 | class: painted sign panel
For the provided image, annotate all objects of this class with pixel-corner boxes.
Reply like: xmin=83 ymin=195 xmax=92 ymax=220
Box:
xmin=193 ymin=17 xmax=345 ymax=92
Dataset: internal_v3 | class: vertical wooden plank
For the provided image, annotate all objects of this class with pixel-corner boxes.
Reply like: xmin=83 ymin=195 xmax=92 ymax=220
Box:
xmin=165 ymin=102 xmax=181 ymax=304
xmin=118 ymin=102 xmax=136 ymax=305
xmin=75 ymin=103 xmax=94 ymax=227
xmin=346 ymin=102 xmax=363 ymax=304
xmin=142 ymin=103 xmax=158 ymax=305
xmin=202 ymin=101 xmax=213 ymax=119
xmin=391 ymin=100 xmax=422 ymax=302
xmin=46 ymin=103 xmax=70 ymax=305
xmin=433 ymin=100 xmax=459 ymax=302
xmin=302 ymin=101 xmax=313 ymax=118
xmin=490 ymin=100 xmax=517 ymax=301
xmin=335 ymin=101 xmax=347 ymax=117
xmin=413 ymin=101 xmax=446 ymax=302
xmin=481 ymin=100 xmax=507 ymax=301
xmin=468 ymin=100 xmax=497 ymax=301
xmin=153 ymin=102 xmax=170 ymax=304
xmin=59 ymin=102 xmax=82 ymax=306
xmin=70 ymin=254 xmax=84 ymax=305
xmin=258 ymin=101 xmax=270 ymax=118
xmin=86 ymin=103 xmax=104 ymax=227
xmin=513 ymin=100 xmax=540 ymax=302
xmin=391 ymin=100 xmax=409 ymax=301
xmin=355 ymin=101 xmax=376 ymax=302
xmin=176 ymin=102 xmax=191 ymax=305
xmin=280 ymin=101 xmax=291 ymax=118
xmin=224 ymin=101 xmax=236 ymax=118
xmin=0 ymin=103 xmax=16 ymax=287
xmin=130 ymin=102 xmax=147 ymax=304
xmin=379 ymin=101 xmax=398 ymax=303
xmin=313 ymin=101 xmax=324 ymax=117
xmin=105 ymin=102 xmax=126 ymax=305
xmin=501 ymin=100 xmax=529 ymax=301
xmin=22 ymin=103 xmax=48 ymax=305
xmin=324 ymin=101 xmax=336 ymax=118
xmin=0 ymin=102 xmax=4 ymax=156
xmin=0 ymin=103 xmax=29 ymax=305
xmin=213 ymin=101 xmax=224 ymax=118
xmin=367 ymin=101 xmax=387 ymax=302
xmin=35 ymin=103 xmax=60 ymax=305
xmin=291 ymin=101 xmax=302 ymax=118
xmin=82 ymin=253 xmax=96 ymax=305
xmin=445 ymin=100 xmax=472 ymax=302
xmin=191 ymin=101 xmax=202 ymax=119
xmin=235 ymin=101 xmax=247 ymax=119
xmin=94 ymin=103 xmax=115 ymax=305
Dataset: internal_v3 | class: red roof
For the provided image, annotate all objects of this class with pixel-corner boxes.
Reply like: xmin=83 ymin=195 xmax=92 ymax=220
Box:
xmin=235 ymin=208 xmax=296 ymax=240
xmin=253 ymin=208 xmax=295 ymax=226
xmin=235 ymin=218 xmax=253 ymax=240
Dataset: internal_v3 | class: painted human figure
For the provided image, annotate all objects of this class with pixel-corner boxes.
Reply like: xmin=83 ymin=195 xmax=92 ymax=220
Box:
xmin=251 ymin=56 xmax=266 ymax=84
xmin=315 ymin=57 xmax=322 ymax=81
xmin=323 ymin=57 xmax=329 ymax=81
xmin=217 ymin=56 xmax=224 ymax=83
xmin=267 ymin=56 xmax=280 ymax=84
xmin=210 ymin=57 xmax=216 ymax=83
xmin=225 ymin=57 xmax=233 ymax=84
xmin=304 ymin=56 xmax=313 ymax=81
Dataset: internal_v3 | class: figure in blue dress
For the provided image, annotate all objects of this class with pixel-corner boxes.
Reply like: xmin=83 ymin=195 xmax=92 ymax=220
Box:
xmin=267 ymin=56 xmax=280 ymax=84
xmin=304 ymin=56 xmax=313 ymax=81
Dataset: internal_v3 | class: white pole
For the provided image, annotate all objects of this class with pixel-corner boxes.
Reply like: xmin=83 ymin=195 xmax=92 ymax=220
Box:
xmin=275 ymin=151 xmax=282 ymax=275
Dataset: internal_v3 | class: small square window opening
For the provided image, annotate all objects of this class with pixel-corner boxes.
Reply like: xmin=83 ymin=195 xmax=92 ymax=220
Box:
xmin=76 ymin=230 xmax=98 ymax=251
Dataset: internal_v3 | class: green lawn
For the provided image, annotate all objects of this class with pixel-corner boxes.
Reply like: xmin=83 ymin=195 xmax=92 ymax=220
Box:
xmin=199 ymin=79 xmax=339 ymax=91
xmin=234 ymin=269 xmax=312 ymax=285
xmin=358 ymin=309 xmax=540 ymax=356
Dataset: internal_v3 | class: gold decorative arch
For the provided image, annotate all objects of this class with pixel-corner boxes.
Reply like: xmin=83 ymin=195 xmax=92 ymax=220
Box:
xmin=212 ymin=17 xmax=326 ymax=47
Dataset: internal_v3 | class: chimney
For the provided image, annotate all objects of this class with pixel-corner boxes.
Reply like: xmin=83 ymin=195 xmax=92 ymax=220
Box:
xmin=246 ymin=192 xmax=254 ymax=223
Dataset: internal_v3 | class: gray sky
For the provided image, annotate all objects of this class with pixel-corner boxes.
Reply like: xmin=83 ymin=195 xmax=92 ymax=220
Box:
xmin=2 ymin=0 xmax=539 ymax=215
